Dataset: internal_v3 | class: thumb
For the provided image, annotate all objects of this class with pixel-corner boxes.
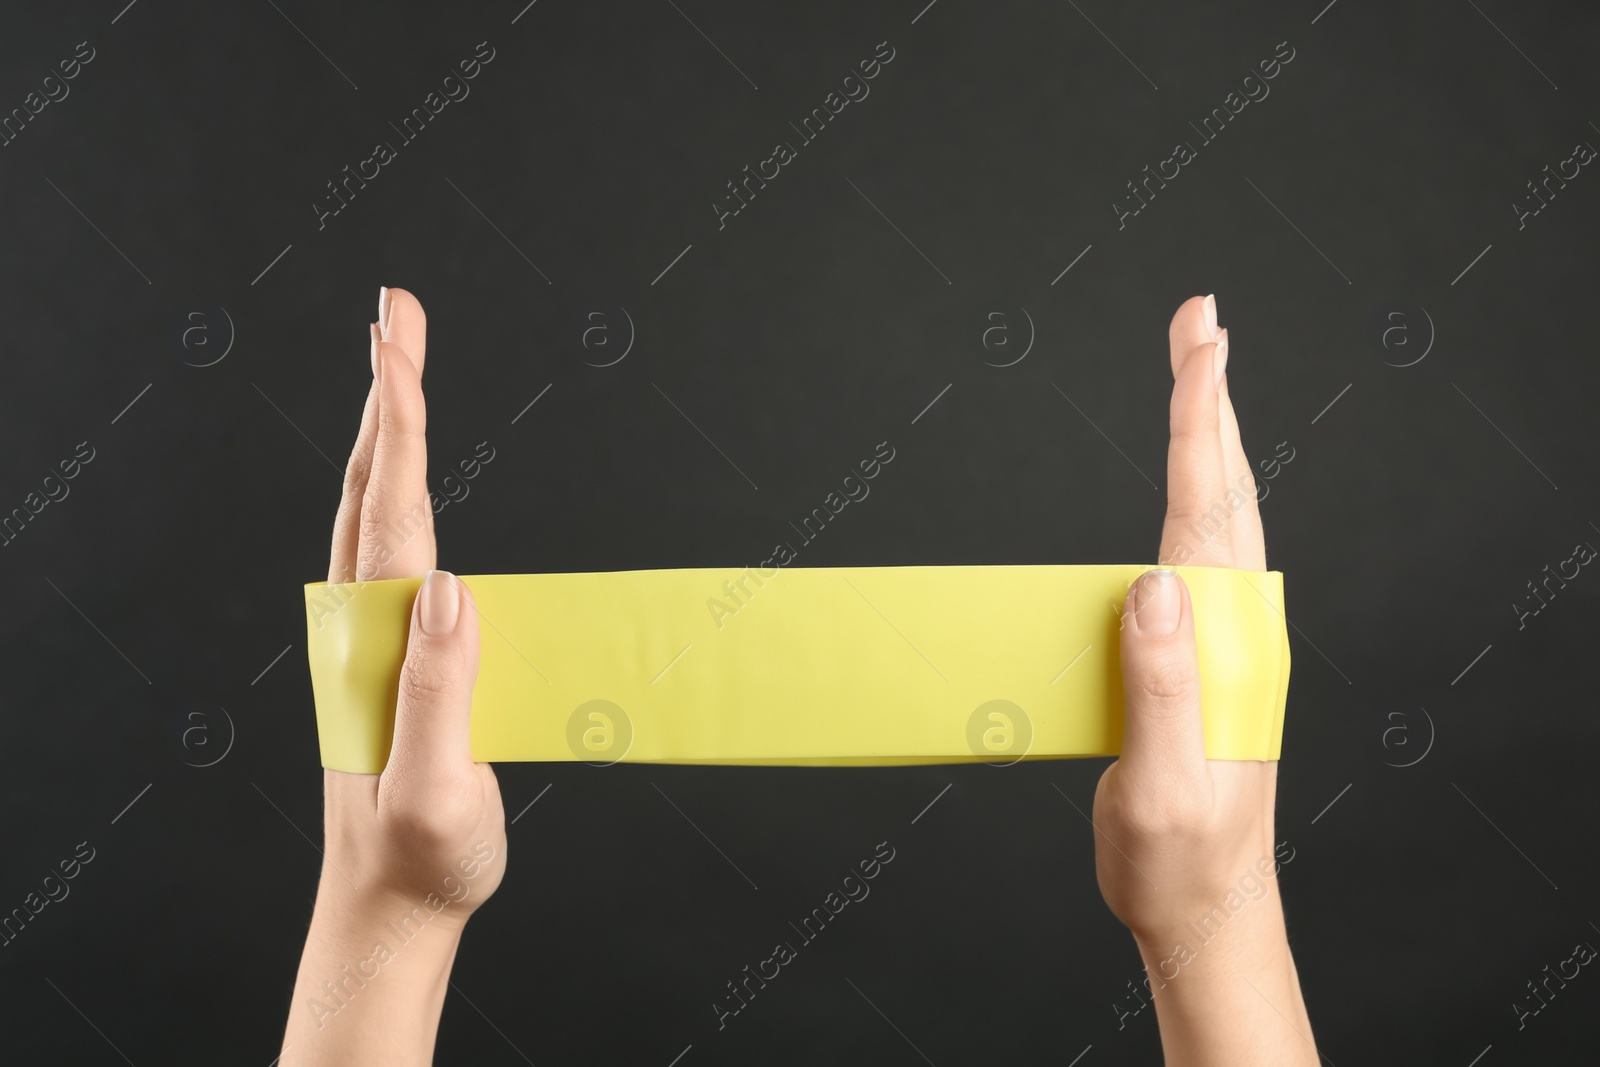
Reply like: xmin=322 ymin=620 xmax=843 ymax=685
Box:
xmin=1118 ymin=568 xmax=1206 ymax=781
xmin=386 ymin=569 xmax=480 ymax=783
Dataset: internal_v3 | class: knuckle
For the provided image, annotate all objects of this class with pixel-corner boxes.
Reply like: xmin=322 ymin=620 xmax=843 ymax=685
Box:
xmin=1137 ymin=656 xmax=1198 ymax=708
xmin=340 ymin=454 xmax=370 ymax=499
xmin=355 ymin=502 xmax=429 ymax=574
xmin=380 ymin=792 xmax=470 ymax=853
xmin=400 ymin=658 xmax=465 ymax=708
xmin=356 ymin=508 xmax=386 ymax=546
xmin=1164 ymin=498 xmax=1232 ymax=536
xmin=359 ymin=494 xmax=428 ymax=538
xmin=1121 ymin=790 xmax=1209 ymax=841
xmin=399 ymin=642 xmax=467 ymax=706
xmin=382 ymin=421 xmax=429 ymax=443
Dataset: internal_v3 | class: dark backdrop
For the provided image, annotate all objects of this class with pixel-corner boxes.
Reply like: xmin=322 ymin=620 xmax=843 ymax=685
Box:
xmin=2 ymin=0 xmax=1597 ymax=1063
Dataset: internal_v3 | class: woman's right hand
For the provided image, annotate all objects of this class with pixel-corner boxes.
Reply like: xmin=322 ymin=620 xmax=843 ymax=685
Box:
xmin=1089 ymin=295 xmax=1318 ymax=1066
xmin=281 ymin=288 xmax=505 ymax=1067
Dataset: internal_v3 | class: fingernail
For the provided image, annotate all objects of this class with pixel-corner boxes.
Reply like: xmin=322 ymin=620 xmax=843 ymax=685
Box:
xmin=1133 ymin=569 xmax=1181 ymax=635
xmin=378 ymin=286 xmax=393 ymax=341
xmin=419 ymin=570 xmax=460 ymax=635
xmin=1213 ymin=328 xmax=1229 ymax=388
xmin=369 ymin=322 xmax=381 ymax=379
xmin=1203 ymin=294 xmax=1220 ymax=340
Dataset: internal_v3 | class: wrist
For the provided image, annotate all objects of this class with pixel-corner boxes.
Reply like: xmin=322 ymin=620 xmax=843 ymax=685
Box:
xmin=307 ymin=877 xmax=470 ymax=971
xmin=1131 ymin=885 xmax=1289 ymax=985
xmin=286 ymin=884 xmax=467 ymax=1055
xmin=302 ymin=870 xmax=470 ymax=1004
xmin=1131 ymin=898 xmax=1318 ymax=1067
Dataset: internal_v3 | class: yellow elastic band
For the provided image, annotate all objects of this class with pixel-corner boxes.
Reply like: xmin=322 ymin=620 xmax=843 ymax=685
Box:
xmin=303 ymin=565 xmax=1289 ymax=774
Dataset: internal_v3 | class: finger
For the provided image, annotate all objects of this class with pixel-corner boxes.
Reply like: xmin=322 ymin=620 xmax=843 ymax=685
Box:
xmin=1168 ymin=294 xmax=1216 ymax=378
xmin=1173 ymin=296 xmax=1265 ymax=570
xmin=379 ymin=286 xmax=427 ymax=376
xmin=1159 ymin=322 xmax=1233 ymax=569
xmin=1217 ymin=362 xmax=1267 ymax=571
xmin=385 ymin=570 xmax=480 ymax=783
xmin=1118 ymin=569 xmax=1207 ymax=784
xmin=328 ymin=323 xmax=383 ymax=583
xmin=358 ymin=340 xmax=436 ymax=580
xmin=1194 ymin=295 xmax=1265 ymax=570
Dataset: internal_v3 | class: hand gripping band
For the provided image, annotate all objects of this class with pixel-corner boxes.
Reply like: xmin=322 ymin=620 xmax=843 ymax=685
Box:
xmin=304 ymin=565 xmax=1290 ymax=774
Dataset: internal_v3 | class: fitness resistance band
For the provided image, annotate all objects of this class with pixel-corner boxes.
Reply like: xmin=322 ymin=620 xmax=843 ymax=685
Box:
xmin=304 ymin=565 xmax=1290 ymax=774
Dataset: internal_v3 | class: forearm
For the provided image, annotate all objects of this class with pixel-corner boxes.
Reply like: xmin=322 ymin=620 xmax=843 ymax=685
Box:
xmin=1134 ymin=896 xmax=1318 ymax=1067
xmin=281 ymin=879 xmax=465 ymax=1066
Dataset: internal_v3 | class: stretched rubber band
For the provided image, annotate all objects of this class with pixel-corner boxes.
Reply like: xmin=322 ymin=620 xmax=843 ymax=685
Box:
xmin=304 ymin=565 xmax=1289 ymax=773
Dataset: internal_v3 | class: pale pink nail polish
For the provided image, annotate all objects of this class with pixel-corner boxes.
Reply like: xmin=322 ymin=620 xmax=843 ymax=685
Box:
xmin=419 ymin=570 xmax=461 ymax=635
xmin=1203 ymin=294 xmax=1220 ymax=339
xmin=378 ymin=286 xmax=393 ymax=341
xmin=1133 ymin=569 xmax=1181 ymax=635
xmin=1214 ymin=329 xmax=1229 ymax=387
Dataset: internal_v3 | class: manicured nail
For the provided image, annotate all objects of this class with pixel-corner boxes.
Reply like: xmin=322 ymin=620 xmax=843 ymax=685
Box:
xmin=1203 ymin=294 xmax=1219 ymax=339
xmin=369 ymin=322 xmax=381 ymax=379
xmin=1213 ymin=328 xmax=1229 ymax=388
xmin=1133 ymin=569 xmax=1181 ymax=635
xmin=378 ymin=286 xmax=393 ymax=341
xmin=419 ymin=570 xmax=461 ymax=635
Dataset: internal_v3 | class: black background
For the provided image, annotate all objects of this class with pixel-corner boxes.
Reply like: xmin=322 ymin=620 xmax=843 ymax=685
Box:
xmin=2 ymin=0 xmax=1598 ymax=1063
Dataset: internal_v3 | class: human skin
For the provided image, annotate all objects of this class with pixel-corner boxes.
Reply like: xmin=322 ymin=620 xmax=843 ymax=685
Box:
xmin=274 ymin=288 xmax=1313 ymax=1064
xmin=1092 ymin=295 xmax=1320 ymax=1065
xmin=279 ymin=288 xmax=506 ymax=1066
